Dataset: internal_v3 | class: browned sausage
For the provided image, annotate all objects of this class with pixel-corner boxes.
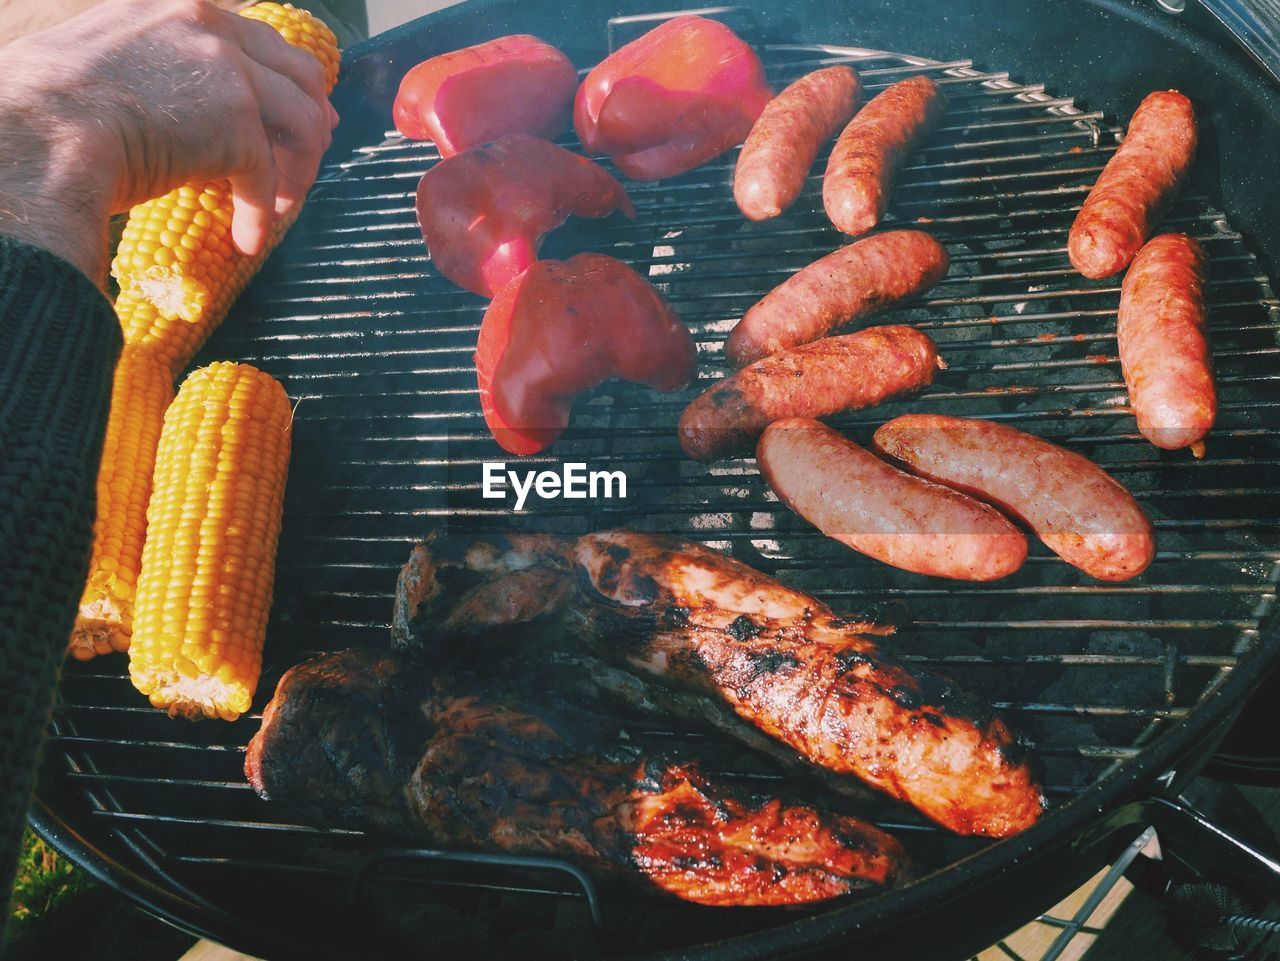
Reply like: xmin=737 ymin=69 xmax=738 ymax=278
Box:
xmin=758 ymin=418 xmax=1028 ymax=581
xmin=1068 ymin=91 xmax=1197 ymax=279
xmin=679 ymin=325 xmax=941 ymax=462
xmin=733 ymin=66 xmax=864 ymax=221
xmin=725 ymin=230 xmax=948 ymax=367
xmin=822 ymin=76 xmax=946 ymax=237
xmin=873 ymin=415 xmax=1155 ymax=581
xmin=1118 ymin=234 xmax=1215 ymax=454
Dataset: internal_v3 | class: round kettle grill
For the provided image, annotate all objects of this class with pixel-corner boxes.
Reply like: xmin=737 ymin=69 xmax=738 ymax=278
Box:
xmin=33 ymin=1 xmax=1280 ymax=958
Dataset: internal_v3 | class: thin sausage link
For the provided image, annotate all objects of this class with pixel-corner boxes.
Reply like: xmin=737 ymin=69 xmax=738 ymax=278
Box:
xmin=759 ymin=418 xmax=1028 ymax=581
xmin=734 ymin=66 xmax=863 ymax=221
xmin=725 ymin=229 xmax=948 ymax=367
xmin=1068 ymin=90 xmax=1197 ymax=279
xmin=680 ymin=325 xmax=940 ymax=461
xmin=874 ymin=415 xmax=1156 ymax=581
xmin=822 ymin=75 xmax=946 ymax=237
xmin=1118 ymin=233 xmax=1214 ymax=452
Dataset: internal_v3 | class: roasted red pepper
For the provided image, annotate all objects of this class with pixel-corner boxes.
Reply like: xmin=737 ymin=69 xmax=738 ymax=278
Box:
xmin=416 ymin=134 xmax=635 ymax=297
xmin=393 ymin=35 xmax=578 ymax=156
xmin=476 ymin=254 xmax=697 ymax=455
xmin=573 ymin=16 xmax=773 ymax=181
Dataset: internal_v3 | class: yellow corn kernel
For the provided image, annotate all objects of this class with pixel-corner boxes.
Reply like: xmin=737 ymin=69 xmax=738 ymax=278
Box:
xmin=241 ymin=2 xmax=341 ymax=90
xmin=111 ymin=3 xmax=339 ymax=376
xmin=70 ymin=346 xmax=174 ymax=660
xmin=129 ymin=363 xmax=292 ymax=721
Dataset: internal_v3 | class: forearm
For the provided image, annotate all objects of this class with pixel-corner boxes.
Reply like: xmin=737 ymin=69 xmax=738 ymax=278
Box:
xmin=0 ymin=98 xmax=114 ymax=287
xmin=0 ymin=236 xmax=119 ymax=928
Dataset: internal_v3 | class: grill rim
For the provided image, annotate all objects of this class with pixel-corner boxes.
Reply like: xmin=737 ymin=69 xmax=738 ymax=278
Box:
xmin=32 ymin=4 xmax=1280 ymax=958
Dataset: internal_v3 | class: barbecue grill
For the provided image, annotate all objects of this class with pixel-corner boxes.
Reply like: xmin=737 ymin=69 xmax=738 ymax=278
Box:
xmin=31 ymin=1 xmax=1280 ymax=958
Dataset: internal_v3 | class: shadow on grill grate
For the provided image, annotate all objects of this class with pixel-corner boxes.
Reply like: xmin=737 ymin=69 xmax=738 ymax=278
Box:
xmin=51 ymin=41 xmax=1280 ymax=957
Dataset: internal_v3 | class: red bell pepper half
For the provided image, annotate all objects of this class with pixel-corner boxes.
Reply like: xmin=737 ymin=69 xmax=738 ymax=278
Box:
xmin=416 ymin=134 xmax=635 ymax=297
xmin=393 ymin=35 xmax=578 ymax=157
xmin=573 ymin=16 xmax=773 ymax=181
xmin=476 ymin=254 xmax=697 ymax=455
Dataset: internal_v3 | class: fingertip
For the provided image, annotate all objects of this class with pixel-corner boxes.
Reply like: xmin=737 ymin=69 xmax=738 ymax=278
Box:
xmin=274 ymin=193 xmax=301 ymax=218
xmin=328 ymin=101 xmax=340 ymax=129
xmin=230 ymin=198 xmax=272 ymax=258
xmin=228 ymin=148 xmax=278 ymax=258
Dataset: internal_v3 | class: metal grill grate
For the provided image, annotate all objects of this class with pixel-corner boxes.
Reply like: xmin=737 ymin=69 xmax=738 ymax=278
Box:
xmin=50 ymin=40 xmax=1280 ymax=953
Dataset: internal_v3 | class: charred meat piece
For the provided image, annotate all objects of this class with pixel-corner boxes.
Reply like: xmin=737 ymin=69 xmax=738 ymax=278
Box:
xmin=247 ymin=649 xmax=908 ymax=906
xmin=247 ymin=649 xmax=427 ymax=834
xmin=393 ymin=530 xmax=1046 ymax=837
xmin=394 ymin=530 xmax=880 ymax=805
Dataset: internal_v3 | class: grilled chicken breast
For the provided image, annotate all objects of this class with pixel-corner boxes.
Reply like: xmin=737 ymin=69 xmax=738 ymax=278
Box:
xmin=393 ymin=530 xmax=1046 ymax=837
xmin=247 ymin=650 xmax=909 ymax=906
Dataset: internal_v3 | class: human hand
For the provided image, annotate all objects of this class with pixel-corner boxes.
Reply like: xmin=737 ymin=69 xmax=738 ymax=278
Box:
xmin=0 ymin=0 xmax=337 ymax=284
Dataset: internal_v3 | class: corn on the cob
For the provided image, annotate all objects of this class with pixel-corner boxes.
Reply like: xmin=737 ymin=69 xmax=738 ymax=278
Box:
xmin=129 ymin=363 xmax=292 ymax=721
xmin=75 ymin=3 xmax=331 ymax=661
xmin=70 ymin=346 xmax=175 ymax=660
xmin=113 ymin=203 xmax=301 ymax=378
xmin=242 ymin=1 xmax=341 ymax=90
xmin=112 ymin=2 xmax=339 ymax=376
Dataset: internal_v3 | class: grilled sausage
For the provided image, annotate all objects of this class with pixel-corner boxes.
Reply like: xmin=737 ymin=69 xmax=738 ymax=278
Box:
xmin=725 ymin=230 xmax=948 ymax=367
xmin=874 ymin=415 xmax=1156 ymax=581
xmin=1118 ymin=234 xmax=1215 ymax=454
xmin=679 ymin=325 xmax=941 ymax=462
xmin=1068 ymin=90 xmax=1197 ymax=279
xmin=758 ymin=418 xmax=1028 ymax=581
xmin=733 ymin=66 xmax=864 ymax=221
xmin=822 ymin=75 xmax=947 ymax=236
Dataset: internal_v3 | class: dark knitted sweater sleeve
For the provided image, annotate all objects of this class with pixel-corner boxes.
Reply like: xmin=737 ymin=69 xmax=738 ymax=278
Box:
xmin=0 ymin=236 xmax=119 ymax=927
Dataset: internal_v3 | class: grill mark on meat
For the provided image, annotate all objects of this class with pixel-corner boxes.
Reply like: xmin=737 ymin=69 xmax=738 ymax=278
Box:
xmin=592 ymin=545 xmax=630 ymax=596
xmin=668 ymin=853 xmax=723 ymax=871
xmin=997 ymin=738 xmax=1032 ymax=768
xmin=710 ymin=386 xmax=742 ymax=408
xmin=835 ymin=649 xmax=871 ymax=673
xmin=889 ymin=685 xmax=922 ymax=711
xmin=914 ymin=671 xmax=959 ymax=707
xmin=529 ymin=649 xmax=882 ymax=805
xmin=637 ymin=759 xmax=666 ymax=794
xmin=663 ymin=605 xmax=691 ymax=628
xmin=727 ymin=614 xmax=763 ymax=640
xmin=628 ymin=573 xmax=662 ymax=606
xmin=743 ymin=649 xmax=801 ymax=678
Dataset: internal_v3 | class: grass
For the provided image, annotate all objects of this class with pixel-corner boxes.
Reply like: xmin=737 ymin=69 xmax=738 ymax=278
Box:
xmin=7 ymin=830 xmax=94 ymax=942
xmin=4 ymin=829 xmax=192 ymax=961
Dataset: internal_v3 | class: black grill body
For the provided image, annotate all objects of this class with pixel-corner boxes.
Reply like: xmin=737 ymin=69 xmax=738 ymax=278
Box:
xmin=33 ymin=2 xmax=1280 ymax=959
